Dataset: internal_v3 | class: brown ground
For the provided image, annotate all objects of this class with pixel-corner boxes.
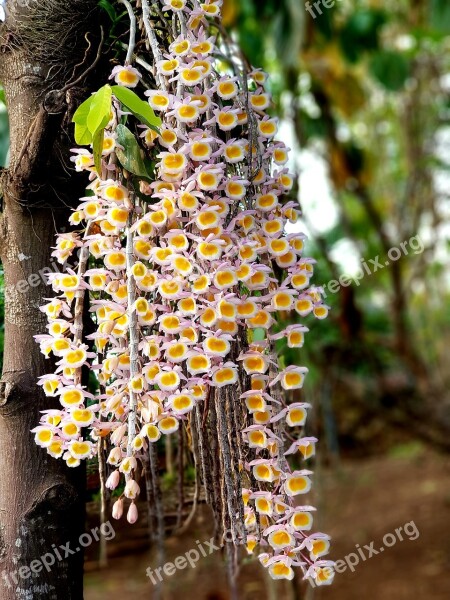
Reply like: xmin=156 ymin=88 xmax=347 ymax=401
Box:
xmin=85 ymin=444 xmax=450 ymax=599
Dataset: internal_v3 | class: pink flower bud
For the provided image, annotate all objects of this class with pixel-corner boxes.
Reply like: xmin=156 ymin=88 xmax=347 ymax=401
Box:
xmin=106 ymin=470 xmax=120 ymax=490
xmin=127 ymin=502 xmax=138 ymax=524
xmin=112 ymin=498 xmax=123 ymax=520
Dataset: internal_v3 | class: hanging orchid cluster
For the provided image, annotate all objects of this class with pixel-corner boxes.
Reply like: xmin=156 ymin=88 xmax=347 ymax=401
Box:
xmin=32 ymin=0 xmax=333 ymax=587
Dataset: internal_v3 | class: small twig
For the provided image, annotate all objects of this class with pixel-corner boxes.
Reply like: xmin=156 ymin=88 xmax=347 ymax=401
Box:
xmin=193 ymin=405 xmax=211 ymax=505
xmin=153 ymin=3 xmax=171 ymax=31
xmin=141 ymin=0 xmax=167 ymax=91
xmin=65 ymin=32 xmax=93 ymax=85
xmin=175 ymin=11 xmax=187 ymax=104
xmin=73 ymin=241 xmax=90 ymax=387
xmin=225 ymin=541 xmax=239 ymax=600
xmin=269 ymin=349 xmax=290 ymax=474
xmin=177 ymin=418 xmax=199 ymax=534
xmin=208 ymin=396 xmax=223 ymax=543
xmin=144 ymin=454 xmax=157 ymax=541
xmin=175 ymin=425 xmax=185 ymax=529
xmin=125 ymin=198 xmax=140 ymax=460
xmin=215 ymin=390 xmax=239 ymax=544
xmin=165 ymin=434 xmax=174 ymax=476
xmin=118 ymin=0 xmax=136 ymax=65
xmin=148 ymin=442 xmax=165 ymax=600
xmin=120 ymin=43 xmax=154 ymax=73
xmin=59 ymin=26 xmax=105 ymax=94
xmin=226 ymin=385 xmax=246 ymax=543
xmin=97 ymin=437 xmax=109 ymax=568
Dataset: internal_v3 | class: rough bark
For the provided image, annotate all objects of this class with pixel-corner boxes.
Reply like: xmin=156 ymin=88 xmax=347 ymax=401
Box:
xmin=0 ymin=1 xmax=106 ymax=597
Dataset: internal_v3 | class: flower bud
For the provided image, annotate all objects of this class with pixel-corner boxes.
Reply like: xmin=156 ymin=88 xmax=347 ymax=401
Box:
xmin=106 ymin=470 xmax=120 ymax=490
xmin=112 ymin=499 xmax=123 ymax=520
xmin=127 ymin=502 xmax=138 ymax=524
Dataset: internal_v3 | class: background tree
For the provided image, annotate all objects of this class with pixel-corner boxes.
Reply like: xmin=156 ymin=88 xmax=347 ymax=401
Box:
xmin=224 ymin=0 xmax=450 ymax=453
xmin=0 ymin=2 xmax=107 ymax=597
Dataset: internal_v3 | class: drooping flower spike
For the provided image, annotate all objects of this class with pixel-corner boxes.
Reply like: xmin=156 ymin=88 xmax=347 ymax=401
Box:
xmin=34 ymin=0 xmax=333 ymax=586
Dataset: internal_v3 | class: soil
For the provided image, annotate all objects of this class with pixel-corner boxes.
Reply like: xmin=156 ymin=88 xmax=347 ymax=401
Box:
xmin=85 ymin=444 xmax=450 ymax=599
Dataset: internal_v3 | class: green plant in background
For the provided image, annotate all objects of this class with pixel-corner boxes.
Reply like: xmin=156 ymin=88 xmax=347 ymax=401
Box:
xmin=223 ymin=0 xmax=450 ymax=453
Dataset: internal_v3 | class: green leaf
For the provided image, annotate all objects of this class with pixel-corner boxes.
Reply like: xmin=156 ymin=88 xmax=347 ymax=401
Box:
xmin=252 ymin=328 xmax=266 ymax=342
xmin=72 ymin=93 xmax=95 ymax=125
xmin=112 ymin=86 xmax=162 ymax=130
xmin=273 ymin=0 xmax=303 ymax=68
xmin=0 ymin=87 xmax=5 ymax=106
xmin=312 ymin=0 xmax=335 ymax=39
xmin=87 ymin=85 xmax=112 ymax=136
xmin=339 ymin=9 xmax=386 ymax=63
xmin=74 ymin=121 xmax=93 ymax=145
xmin=73 ymin=94 xmax=96 ymax=145
xmin=98 ymin=0 xmax=117 ymax=22
xmin=115 ymin=124 xmax=149 ymax=178
xmin=143 ymin=157 xmax=156 ymax=180
xmin=430 ymin=0 xmax=450 ymax=34
xmin=92 ymin=128 xmax=105 ymax=175
xmin=369 ymin=50 xmax=410 ymax=92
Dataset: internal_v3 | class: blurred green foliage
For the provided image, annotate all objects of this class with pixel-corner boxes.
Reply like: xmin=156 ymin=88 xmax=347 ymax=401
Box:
xmin=225 ymin=0 xmax=450 ymax=453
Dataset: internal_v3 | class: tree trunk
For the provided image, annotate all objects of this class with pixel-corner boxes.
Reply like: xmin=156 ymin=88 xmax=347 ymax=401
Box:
xmin=0 ymin=1 xmax=105 ymax=597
